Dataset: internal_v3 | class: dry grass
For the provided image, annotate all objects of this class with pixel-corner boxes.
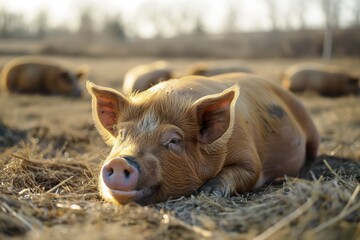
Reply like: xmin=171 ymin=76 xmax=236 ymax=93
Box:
xmin=0 ymin=56 xmax=359 ymax=239
xmin=1 ymin=152 xmax=359 ymax=239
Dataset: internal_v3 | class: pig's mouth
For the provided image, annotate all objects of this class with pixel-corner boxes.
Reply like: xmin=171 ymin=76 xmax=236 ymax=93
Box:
xmin=100 ymin=181 xmax=159 ymax=205
xmin=110 ymin=187 xmax=155 ymax=204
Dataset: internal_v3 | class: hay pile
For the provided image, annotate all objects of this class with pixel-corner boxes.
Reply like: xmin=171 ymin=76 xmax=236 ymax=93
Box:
xmin=1 ymin=149 xmax=359 ymax=239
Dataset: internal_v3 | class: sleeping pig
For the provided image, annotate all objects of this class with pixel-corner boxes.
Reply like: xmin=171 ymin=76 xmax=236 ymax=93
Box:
xmin=0 ymin=56 xmax=88 ymax=97
xmin=186 ymin=61 xmax=253 ymax=76
xmin=281 ymin=63 xmax=359 ymax=96
xmin=122 ymin=61 xmax=176 ymax=95
xmin=87 ymin=72 xmax=319 ymax=205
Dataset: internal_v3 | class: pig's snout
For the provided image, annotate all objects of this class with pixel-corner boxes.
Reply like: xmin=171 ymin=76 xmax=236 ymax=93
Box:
xmin=102 ymin=157 xmax=139 ymax=192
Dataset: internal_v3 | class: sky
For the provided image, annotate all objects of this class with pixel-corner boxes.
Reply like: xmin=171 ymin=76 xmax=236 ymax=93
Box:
xmin=0 ymin=0 xmax=358 ymax=38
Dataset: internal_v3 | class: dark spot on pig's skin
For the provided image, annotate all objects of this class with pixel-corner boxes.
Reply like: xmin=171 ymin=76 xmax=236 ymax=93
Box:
xmin=260 ymin=116 xmax=276 ymax=134
xmin=267 ymin=105 xmax=285 ymax=119
xmin=260 ymin=116 xmax=271 ymax=129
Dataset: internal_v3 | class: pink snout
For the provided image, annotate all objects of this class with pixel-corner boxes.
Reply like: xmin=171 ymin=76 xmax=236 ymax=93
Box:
xmin=102 ymin=158 xmax=139 ymax=192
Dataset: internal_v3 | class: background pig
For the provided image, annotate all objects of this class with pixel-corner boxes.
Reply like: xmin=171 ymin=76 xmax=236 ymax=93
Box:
xmin=87 ymin=72 xmax=319 ymax=205
xmin=0 ymin=56 xmax=89 ymax=97
xmin=281 ymin=63 xmax=359 ymax=96
xmin=186 ymin=61 xmax=253 ymax=76
xmin=122 ymin=61 xmax=177 ymax=95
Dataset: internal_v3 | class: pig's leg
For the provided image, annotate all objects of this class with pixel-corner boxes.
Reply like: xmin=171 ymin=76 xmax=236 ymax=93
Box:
xmin=200 ymin=164 xmax=260 ymax=197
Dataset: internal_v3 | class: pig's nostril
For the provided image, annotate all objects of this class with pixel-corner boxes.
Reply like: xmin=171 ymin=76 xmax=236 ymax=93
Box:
xmin=124 ymin=169 xmax=130 ymax=178
xmin=106 ymin=167 xmax=114 ymax=177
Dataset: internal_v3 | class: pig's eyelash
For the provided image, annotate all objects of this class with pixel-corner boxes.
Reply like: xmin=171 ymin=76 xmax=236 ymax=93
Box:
xmin=169 ymin=139 xmax=181 ymax=145
xmin=165 ymin=138 xmax=182 ymax=150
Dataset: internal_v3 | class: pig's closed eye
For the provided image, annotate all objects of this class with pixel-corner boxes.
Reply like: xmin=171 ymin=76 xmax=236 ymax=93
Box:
xmin=169 ymin=138 xmax=181 ymax=145
xmin=166 ymin=138 xmax=182 ymax=151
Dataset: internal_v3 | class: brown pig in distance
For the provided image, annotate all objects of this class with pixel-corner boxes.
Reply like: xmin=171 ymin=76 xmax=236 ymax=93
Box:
xmin=0 ymin=56 xmax=89 ymax=97
xmin=186 ymin=60 xmax=253 ymax=77
xmin=87 ymin=72 xmax=319 ymax=205
xmin=122 ymin=61 xmax=176 ymax=95
xmin=281 ymin=63 xmax=359 ymax=97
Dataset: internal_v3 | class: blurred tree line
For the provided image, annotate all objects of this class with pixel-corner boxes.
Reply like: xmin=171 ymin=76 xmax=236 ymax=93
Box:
xmin=0 ymin=0 xmax=359 ymax=58
xmin=0 ymin=8 xmax=126 ymax=40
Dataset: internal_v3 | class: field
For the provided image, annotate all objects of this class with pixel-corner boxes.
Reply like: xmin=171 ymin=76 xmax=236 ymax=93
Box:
xmin=0 ymin=56 xmax=359 ymax=239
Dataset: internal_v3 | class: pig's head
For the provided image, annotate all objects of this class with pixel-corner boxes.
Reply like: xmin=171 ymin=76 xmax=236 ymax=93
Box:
xmin=345 ymin=76 xmax=360 ymax=95
xmin=87 ymin=81 xmax=239 ymax=204
xmin=51 ymin=65 xmax=89 ymax=97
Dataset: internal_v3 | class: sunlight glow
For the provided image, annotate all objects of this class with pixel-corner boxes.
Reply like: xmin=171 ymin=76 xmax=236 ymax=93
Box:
xmin=0 ymin=0 xmax=357 ymax=37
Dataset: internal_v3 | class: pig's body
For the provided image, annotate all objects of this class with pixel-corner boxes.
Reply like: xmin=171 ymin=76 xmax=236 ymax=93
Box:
xmin=281 ymin=63 xmax=359 ymax=96
xmin=187 ymin=61 xmax=252 ymax=76
xmin=87 ymin=73 xmax=319 ymax=205
xmin=0 ymin=57 xmax=88 ymax=97
xmin=122 ymin=61 xmax=174 ymax=95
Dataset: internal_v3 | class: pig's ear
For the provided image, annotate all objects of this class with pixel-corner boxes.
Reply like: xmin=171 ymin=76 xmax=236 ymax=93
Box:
xmin=86 ymin=81 xmax=128 ymax=145
xmin=192 ymin=85 xmax=239 ymax=144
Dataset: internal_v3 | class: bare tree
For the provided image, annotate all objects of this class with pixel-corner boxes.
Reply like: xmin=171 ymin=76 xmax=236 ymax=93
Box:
xmin=136 ymin=2 xmax=167 ymax=38
xmin=165 ymin=4 xmax=202 ymax=36
xmin=78 ymin=7 xmax=94 ymax=38
xmin=0 ymin=8 xmax=11 ymax=38
xmin=136 ymin=1 xmax=204 ymax=38
xmin=264 ymin=0 xmax=279 ymax=31
xmin=295 ymin=0 xmax=307 ymax=30
xmin=193 ymin=16 xmax=206 ymax=35
xmin=0 ymin=8 xmax=25 ymax=38
xmin=321 ymin=0 xmax=341 ymax=59
xmin=322 ymin=0 xmax=341 ymax=28
xmin=353 ymin=0 xmax=360 ymax=27
xmin=35 ymin=10 xmax=48 ymax=38
xmin=103 ymin=13 xmax=126 ymax=40
xmin=223 ymin=0 xmax=241 ymax=34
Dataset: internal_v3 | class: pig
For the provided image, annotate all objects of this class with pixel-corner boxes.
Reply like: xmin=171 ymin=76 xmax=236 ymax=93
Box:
xmin=186 ymin=61 xmax=252 ymax=77
xmin=281 ymin=63 xmax=359 ymax=96
xmin=122 ymin=61 xmax=176 ymax=95
xmin=87 ymin=72 xmax=319 ymax=205
xmin=0 ymin=57 xmax=89 ymax=97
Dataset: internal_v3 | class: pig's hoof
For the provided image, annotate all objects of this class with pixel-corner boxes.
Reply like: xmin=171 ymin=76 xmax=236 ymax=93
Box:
xmin=199 ymin=179 xmax=225 ymax=197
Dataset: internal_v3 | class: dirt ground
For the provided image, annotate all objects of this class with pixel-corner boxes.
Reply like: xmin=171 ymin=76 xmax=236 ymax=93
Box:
xmin=0 ymin=56 xmax=359 ymax=240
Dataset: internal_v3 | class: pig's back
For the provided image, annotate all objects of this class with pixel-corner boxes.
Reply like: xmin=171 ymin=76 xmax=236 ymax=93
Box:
xmin=124 ymin=69 xmax=172 ymax=94
xmin=6 ymin=64 xmax=43 ymax=92
xmin=147 ymin=72 xmax=269 ymax=100
xmin=0 ymin=57 xmax=59 ymax=93
xmin=282 ymin=63 xmax=352 ymax=94
xmin=285 ymin=63 xmax=346 ymax=75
